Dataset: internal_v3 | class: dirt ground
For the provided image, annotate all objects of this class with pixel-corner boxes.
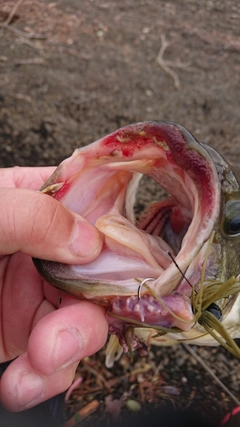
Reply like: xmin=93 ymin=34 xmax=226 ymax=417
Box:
xmin=0 ymin=0 xmax=240 ymax=426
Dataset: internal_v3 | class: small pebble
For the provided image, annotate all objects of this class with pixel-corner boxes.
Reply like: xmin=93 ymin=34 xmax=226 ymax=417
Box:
xmin=125 ymin=399 xmax=141 ymax=412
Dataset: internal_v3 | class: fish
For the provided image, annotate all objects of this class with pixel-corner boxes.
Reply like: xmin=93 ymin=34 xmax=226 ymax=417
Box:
xmin=33 ymin=121 xmax=240 ymax=366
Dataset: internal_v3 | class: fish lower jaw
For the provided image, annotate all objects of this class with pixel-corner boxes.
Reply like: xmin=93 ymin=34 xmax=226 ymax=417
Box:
xmin=105 ymin=293 xmax=194 ymax=357
xmin=106 ymin=292 xmax=194 ymax=347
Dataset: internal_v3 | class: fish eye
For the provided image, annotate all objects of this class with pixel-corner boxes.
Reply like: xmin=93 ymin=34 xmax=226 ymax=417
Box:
xmin=205 ymin=302 xmax=222 ymax=321
xmin=226 ymin=215 xmax=240 ymax=234
xmin=223 ymin=200 xmax=240 ymax=237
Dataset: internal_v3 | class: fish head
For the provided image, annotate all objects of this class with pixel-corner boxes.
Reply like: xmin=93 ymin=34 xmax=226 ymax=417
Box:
xmin=33 ymin=121 xmax=240 ymax=361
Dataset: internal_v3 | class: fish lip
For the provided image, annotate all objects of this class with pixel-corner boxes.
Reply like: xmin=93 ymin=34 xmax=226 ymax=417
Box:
xmin=34 ymin=121 xmax=221 ymax=303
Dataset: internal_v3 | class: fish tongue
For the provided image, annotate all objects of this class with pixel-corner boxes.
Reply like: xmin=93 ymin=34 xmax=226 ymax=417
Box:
xmin=95 ymin=212 xmax=174 ymax=273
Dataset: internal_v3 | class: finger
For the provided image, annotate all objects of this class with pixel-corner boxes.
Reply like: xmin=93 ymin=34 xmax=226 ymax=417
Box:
xmin=28 ymin=302 xmax=108 ymax=376
xmin=0 ymin=353 xmax=79 ymax=411
xmin=0 ymin=188 xmax=103 ymax=263
xmin=0 ymin=302 xmax=108 ymax=411
xmin=0 ymin=166 xmax=56 ymax=190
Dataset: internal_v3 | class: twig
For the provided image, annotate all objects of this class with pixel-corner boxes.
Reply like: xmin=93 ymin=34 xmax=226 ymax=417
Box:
xmin=3 ymin=25 xmax=46 ymax=40
xmin=156 ymin=34 xmax=191 ymax=90
xmin=0 ymin=0 xmax=46 ymax=41
xmin=182 ymin=23 xmax=240 ymax=53
xmin=0 ymin=0 xmax=24 ymax=27
xmin=183 ymin=343 xmax=240 ymax=406
xmin=83 ymin=364 xmax=112 ymax=393
xmin=14 ymin=57 xmax=44 ymax=65
xmin=61 ymin=400 xmax=99 ymax=427
xmin=16 ymin=37 xmax=45 ymax=50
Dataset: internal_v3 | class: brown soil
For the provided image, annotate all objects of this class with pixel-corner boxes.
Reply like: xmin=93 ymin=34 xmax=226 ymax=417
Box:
xmin=0 ymin=0 xmax=240 ymax=426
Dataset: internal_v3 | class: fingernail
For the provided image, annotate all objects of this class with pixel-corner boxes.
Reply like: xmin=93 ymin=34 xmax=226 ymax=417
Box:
xmin=52 ymin=328 xmax=84 ymax=370
xmin=70 ymin=220 xmax=102 ymax=258
xmin=16 ymin=371 xmax=45 ymax=409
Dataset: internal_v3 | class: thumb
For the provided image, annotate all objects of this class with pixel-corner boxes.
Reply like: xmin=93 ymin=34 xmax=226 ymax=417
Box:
xmin=0 ymin=188 xmax=103 ymax=263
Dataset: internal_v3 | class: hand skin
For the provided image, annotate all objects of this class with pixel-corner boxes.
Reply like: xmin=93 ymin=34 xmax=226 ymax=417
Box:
xmin=0 ymin=166 xmax=108 ymax=412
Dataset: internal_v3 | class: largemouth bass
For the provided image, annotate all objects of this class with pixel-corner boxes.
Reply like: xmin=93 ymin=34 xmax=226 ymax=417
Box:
xmin=34 ymin=121 xmax=240 ymax=365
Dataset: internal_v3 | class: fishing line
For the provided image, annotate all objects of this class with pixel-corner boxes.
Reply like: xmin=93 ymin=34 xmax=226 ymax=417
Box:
xmin=167 ymin=248 xmax=223 ymax=319
xmin=167 ymin=251 xmax=195 ymax=291
xmin=135 ymin=246 xmax=240 ymax=358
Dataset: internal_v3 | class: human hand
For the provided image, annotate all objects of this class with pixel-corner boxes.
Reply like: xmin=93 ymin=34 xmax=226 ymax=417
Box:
xmin=0 ymin=167 xmax=108 ymax=411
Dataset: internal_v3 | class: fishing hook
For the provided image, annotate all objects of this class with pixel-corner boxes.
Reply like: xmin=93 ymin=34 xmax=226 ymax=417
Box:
xmin=138 ymin=277 xmax=156 ymax=299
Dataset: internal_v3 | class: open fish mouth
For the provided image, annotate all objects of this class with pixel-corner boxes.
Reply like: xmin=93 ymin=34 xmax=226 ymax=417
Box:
xmin=34 ymin=121 xmax=240 ymax=358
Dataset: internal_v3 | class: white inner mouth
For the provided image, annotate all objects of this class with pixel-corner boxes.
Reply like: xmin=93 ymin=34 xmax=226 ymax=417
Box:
xmin=56 ymin=157 xmax=199 ymax=285
xmin=40 ymin=122 xmax=221 ymax=299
